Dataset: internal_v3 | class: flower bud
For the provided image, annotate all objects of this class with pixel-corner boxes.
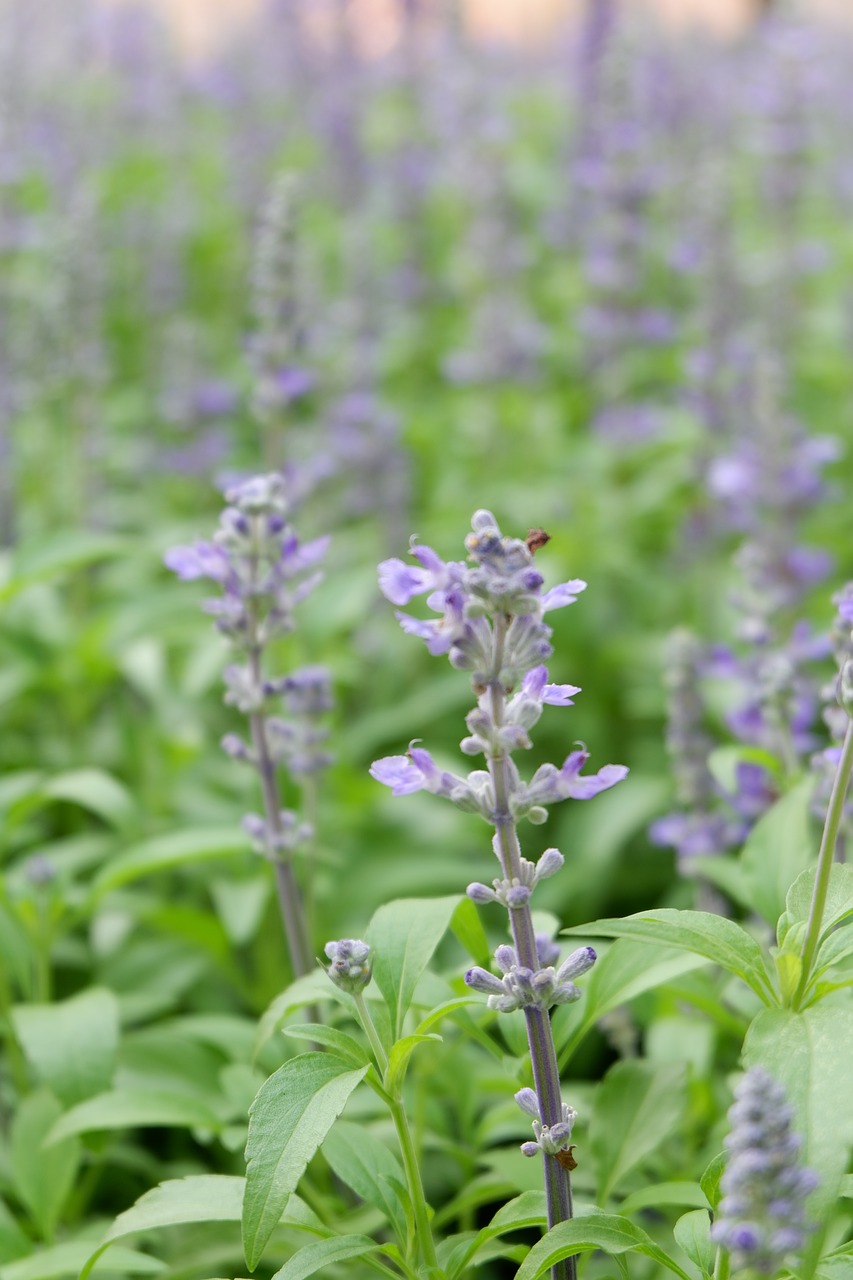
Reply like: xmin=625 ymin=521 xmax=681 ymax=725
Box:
xmin=324 ymin=939 xmax=373 ymax=993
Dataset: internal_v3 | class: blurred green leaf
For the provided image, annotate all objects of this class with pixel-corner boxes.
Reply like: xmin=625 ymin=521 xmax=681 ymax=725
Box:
xmin=79 ymin=1176 xmax=246 ymax=1280
xmin=589 ymin=1061 xmax=687 ymax=1203
xmin=92 ymin=827 xmax=247 ymax=894
xmin=11 ymin=987 xmax=119 ymax=1104
xmin=45 ymin=1088 xmax=223 ymax=1143
xmin=10 ymin=1091 xmax=80 ymax=1240
xmin=740 ymin=778 xmax=817 ymax=925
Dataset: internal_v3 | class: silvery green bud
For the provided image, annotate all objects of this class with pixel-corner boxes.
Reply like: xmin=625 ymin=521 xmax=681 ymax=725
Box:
xmin=324 ymin=939 xmax=373 ymax=993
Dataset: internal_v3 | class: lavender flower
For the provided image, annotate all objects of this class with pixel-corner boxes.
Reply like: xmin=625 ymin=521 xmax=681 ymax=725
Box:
xmin=711 ymin=1068 xmax=818 ymax=1274
xmin=166 ymin=474 xmax=330 ymax=978
xmin=373 ymin=510 xmax=626 ymax=1274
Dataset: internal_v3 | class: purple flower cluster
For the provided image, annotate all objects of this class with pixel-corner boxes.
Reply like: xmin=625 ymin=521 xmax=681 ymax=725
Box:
xmin=465 ymin=943 xmax=596 ymax=1014
xmin=372 ymin=509 xmax=626 ymax=816
xmin=165 ymin=474 xmax=331 ymax=976
xmin=711 ymin=1068 xmax=818 ymax=1274
xmin=372 ymin=509 xmax=627 ymax=1209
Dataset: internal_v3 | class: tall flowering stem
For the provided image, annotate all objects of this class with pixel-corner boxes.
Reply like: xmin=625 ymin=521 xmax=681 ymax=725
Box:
xmin=371 ymin=511 xmax=627 ymax=1280
xmin=165 ymin=475 xmax=331 ymax=980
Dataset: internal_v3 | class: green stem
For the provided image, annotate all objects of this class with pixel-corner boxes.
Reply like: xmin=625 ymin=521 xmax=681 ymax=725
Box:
xmin=794 ymin=715 xmax=853 ymax=1009
xmin=713 ymin=1245 xmax=731 ymax=1280
xmin=355 ymin=993 xmax=438 ymax=1273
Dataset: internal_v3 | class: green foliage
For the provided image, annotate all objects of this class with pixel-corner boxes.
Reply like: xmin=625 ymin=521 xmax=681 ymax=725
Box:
xmin=242 ymin=1055 xmax=369 ymax=1268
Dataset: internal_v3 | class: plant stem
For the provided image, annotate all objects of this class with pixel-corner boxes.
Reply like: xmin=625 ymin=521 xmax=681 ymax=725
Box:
xmin=487 ymin=617 xmax=575 ymax=1280
xmin=356 ymin=993 xmax=439 ymax=1274
xmin=713 ymin=1245 xmax=731 ymax=1280
xmin=245 ymin=527 xmax=312 ymax=979
xmin=794 ymin=714 xmax=853 ymax=1008
xmin=248 ymin=688 xmax=313 ymax=978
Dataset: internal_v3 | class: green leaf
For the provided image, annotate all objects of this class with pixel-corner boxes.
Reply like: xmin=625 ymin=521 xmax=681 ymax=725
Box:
xmin=282 ymin=1024 xmax=370 ymax=1068
xmin=673 ymin=1209 xmax=714 ymax=1277
xmin=1 ymin=531 xmax=126 ymax=601
xmin=10 ymin=1090 xmax=80 ymax=1240
xmin=415 ymin=996 xmax=479 ymax=1035
xmin=699 ymin=1152 xmax=726 ymax=1212
xmin=386 ymin=1033 xmax=441 ymax=1093
xmin=0 ymin=901 xmax=35 ymax=994
xmin=2 ymin=1242 xmax=164 ymax=1280
xmin=45 ymin=1088 xmax=223 ymax=1144
xmin=269 ymin=1234 xmax=384 ymax=1280
xmin=744 ymin=1004 xmax=853 ymax=1279
xmin=784 ymin=864 xmax=853 ymax=938
xmin=321 ymin=1120 xmax=408 ymax=1243
xmin=92 ymin=827 xmax=247 ymax=894
xmin=366 ymin=895 xmax=460 ymax=1038
xmin=567 ymin=911 xmax=776 ymax=1003
xmin=619 ymin=1182 xmax=708 ymax=1216
xmin=513 ymin=1212 xmax=694 ymax=1280
xmin=589 ymin=1062 xmax=687 ymax=1203
xmin=254 ymin=972 xmax=336 ymax=1058
xmin=242 ymin=1054 xmax=368 ymax=1269
xmin=739 ymin=777 xmax=816 ymax=925
xmin=79 ymin=1175 xmax=246 ymax=1280
xmin=42 ymin=769 xmax=136 ymax=830
xmin=443 ymin=1191 xmax=547 ymax=1279
xmin=450 ymin=895 xmax=491 ymax=966
xmin=554 ymin=938 xmax=710 ymax=1065
xmin=11 ymin=988 xmax=119 ymax=1105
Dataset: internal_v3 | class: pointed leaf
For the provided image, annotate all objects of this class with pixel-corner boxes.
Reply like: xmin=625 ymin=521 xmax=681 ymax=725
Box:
xmin=10 ymin=1091 xmax=80 ymax=1240
xmin=45 ymin=1089 xmax=222 ymax=1144
xmin=785 ymin=864 xmax=853 ymax=938
xmin=589 ymin=1062 xmax=687 ymax=1202
xmin=566 ymin=911 xmax=775 ymax=1002
xmin=740 ymin=778 xmax=816 ymax=925
xmin=79 ymin=1175 xmax=247 ymax=1280
xmin=93 ymin=827 xmax=247 ymax=894
xmin=321 ymin=1120 xmax=408 ymax=1242
xmin=43 ymin=769 xmax=136 ymax=830
xmin=514 ymin=1213 xmax=694 ymax=1280
xmin=242 ymin=1054 xmax=368 ymax=1269
xmin=2 ymin=1242 xmax=163 ymax=1280
xmin=386 ymin=1033 xmax=441 ymax=1093
xmin=446 ymin=1191 xmax=547 ymax=1277
xmin=674 ymin=1209 xmax=713 ymax=1277
xmin=367 ymin=895 xmax=460 ymax=1038
xmin=554 ymin=938 xmax=709 ymax=1065
xmin=619 ymin=1182 xmax=708 ymax=1216
xmin=11 ymin=988 xmax=119 ymax=1105
xmin=282 ymin=1024 xmax=370 ymax=1069
xmin=269 ymin=1234 xmax=383 ymax=1280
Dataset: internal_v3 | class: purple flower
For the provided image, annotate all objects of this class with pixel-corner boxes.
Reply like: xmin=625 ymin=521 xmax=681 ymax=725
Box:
xmin=711 ymin=1068 xmax=818 ymax=1274
xmin=164 ymin=542 xmax=230 ymax=582
xmin=519 ymin=751 xmax=628 ymax=815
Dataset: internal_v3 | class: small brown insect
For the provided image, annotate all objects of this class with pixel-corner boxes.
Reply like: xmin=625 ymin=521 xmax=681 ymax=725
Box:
xmin=526 ymin=528 xmax=551 ymax=555
xmin=554 ymin=1146 xmax=577 ymax=1172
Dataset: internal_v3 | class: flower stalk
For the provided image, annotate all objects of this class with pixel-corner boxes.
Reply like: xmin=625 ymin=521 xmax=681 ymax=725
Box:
xmin=165 ymin=474 xmax=331 ymax=979
xmin=371 ymin=510 xmax=627 ymax=1280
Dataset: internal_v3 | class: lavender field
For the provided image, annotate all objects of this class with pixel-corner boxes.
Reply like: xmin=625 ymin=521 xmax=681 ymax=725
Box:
xmin=2 ymin=4 xmax=853 ymax=1280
